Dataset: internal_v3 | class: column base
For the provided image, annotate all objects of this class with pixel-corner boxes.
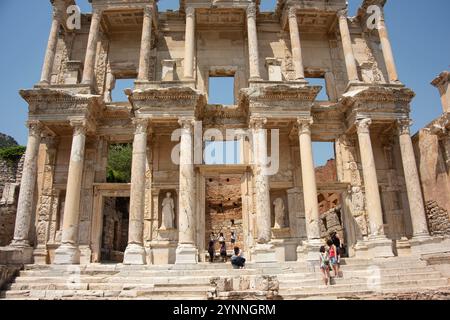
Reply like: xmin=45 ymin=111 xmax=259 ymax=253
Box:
xmin=0 ymin=245 xmax=34 ymax=264
xmin=250 ymin=243 xmax=277 ymax=263
xmin=54 ymin=244 xmax=81 ymax=265
xmin=123 ymin=243 xmax=146 ymax=265
xmin=366 ymin=235 xmax=394 ymax=258
xmin=296 ymin=239 xmax=323 ymax=262
xmin=410 ymin=235 xmax=450 ymax=255
xmin=175 ymin=244 xmax=198 ymax=264
xmin=33 ymin=245 xmax=48 ymax=264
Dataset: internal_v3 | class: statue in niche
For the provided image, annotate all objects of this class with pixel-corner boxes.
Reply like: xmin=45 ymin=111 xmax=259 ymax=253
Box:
xmin=104 ymin=70 xmax=115 ymax=103
xmin=160 ymin=192 xmax=175 ymax=230
xmin=273 ymin=197 xmax=287 ymax=229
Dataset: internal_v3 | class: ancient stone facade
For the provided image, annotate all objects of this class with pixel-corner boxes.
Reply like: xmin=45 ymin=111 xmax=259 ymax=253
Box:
xmin=1 ymin=0 xmax=448 ymax=267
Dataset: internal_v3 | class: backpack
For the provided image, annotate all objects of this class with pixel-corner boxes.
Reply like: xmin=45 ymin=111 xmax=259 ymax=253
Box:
xmin=321 ymin=252 xmax=330 ymax=266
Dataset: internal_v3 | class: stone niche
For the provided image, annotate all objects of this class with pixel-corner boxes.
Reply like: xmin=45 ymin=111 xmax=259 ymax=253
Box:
xmin=270 ymin=189 xmax=297 ymax=262
xmin=150 ymin=189 xmax=178 ymax=265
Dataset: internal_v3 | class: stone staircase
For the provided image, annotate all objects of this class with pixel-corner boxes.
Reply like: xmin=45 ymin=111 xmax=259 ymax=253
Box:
xmin=1 ymin=256 xmax=449 ymax=300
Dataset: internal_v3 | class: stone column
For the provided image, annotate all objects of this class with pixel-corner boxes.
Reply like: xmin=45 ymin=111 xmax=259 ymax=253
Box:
xmin=81 ymin=9 xmax=102 ymax=85
xmin=248 ymin=117 xmax=276 ymax=262
xmin=297 ymin=118 xmax=322 ymax=255
xmin=124 ymin=119 xmax=149 ymax=264
xmin=184 ymin=7 xmax=196 ymax=80
xmin=137 ymin=7 xmax=153 ymax=81
xmin=10 ymin=121 xmax=43 ymax=248
xmin=39 ymin=8 xmax=60 ymax=85
xmin=356 ymin=118 xmax=393 ymax=257
xmin=377 ymin=13 xmax=399 ymax=83
xmin=288 ymin=7 xmax=305 ymax=80
xmin=54 ymin=120 xmax=87 ymax=264
xmin=246 ymin=3 xmax=261 ymax=81
xmin=397 ymin=120 xmax=429 ymax=238
xmin=250 ymin=117 xmax=271 ymax=243
xmin=337 ymin=9 xmax=359 ymax=82
xmin=175 ymin=117 xmax=198 ymax=264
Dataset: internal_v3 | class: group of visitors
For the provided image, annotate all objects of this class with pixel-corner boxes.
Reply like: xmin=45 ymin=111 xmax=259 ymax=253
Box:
xmin=319 ymin=232 xmax=344 ymax=286
xmin=208 ymin=231 xmax=237 ymax=263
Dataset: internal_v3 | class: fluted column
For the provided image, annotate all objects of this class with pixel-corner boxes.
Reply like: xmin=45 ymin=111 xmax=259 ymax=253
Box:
xmin=81 ymin=9 xmax=102 ymax=85
xmin=54 ymin=120 xmax=87 ymax=264
xmin=356 ymin=118 xmax=385 ymax=238
xmin=137 ymin=7 xmax=153 ymax=81
xmin=10 ymin=121 xmax=43 ymax=247
xmin=250 ymin=117 xmax=271 ymax=244
xmin=246 ymin=3 xmax=261 ymax=81
xmin=377 ymin=13 xmax=399 ymax=83
xmin=297 ymin=118 xmax=321 ymax=242
xmin=337 ymin=9 xmax=359 ymax=82
xmin=175 ymin=117 xmax=197 ymax=264
xmin=124 ymin=119 xmax=149 ymax=264
xmin=397 ymin=119 xmax=429 ymax=238
xmin=288 ymin=7 xmax=305 ymax=80
xmin=184 ymin=7 xmax=196 ymax=80
xmin=39 ymin=8 xmax=60 ymax=85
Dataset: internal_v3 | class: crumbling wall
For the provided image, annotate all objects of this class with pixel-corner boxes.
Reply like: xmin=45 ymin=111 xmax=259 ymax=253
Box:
xmin=425 ymin=200 xmax=450 ymax=236
xmin=0 ymin=153 xmax=25 ymax=246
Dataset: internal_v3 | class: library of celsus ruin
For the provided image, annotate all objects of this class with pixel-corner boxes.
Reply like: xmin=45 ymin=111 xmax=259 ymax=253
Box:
xmin=1 ymin=0 xmax=450 ymax=269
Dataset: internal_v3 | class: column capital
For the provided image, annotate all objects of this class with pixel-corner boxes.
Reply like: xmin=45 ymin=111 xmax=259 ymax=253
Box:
xmin=70 ymin=119 xmax=87 ymax=136
xmin=297 ymin=117 xmax=314 ymax=134
xmin=246 ymin=3 xmax=257 ymax=19
xmin=26 ymin=121 xmax=43 ymax=138
xmin=337 ymin=9 xmax=348 ymax=18
xmin=355 ymin=118 xmax=372 ymax=134
xmin=288 ymin=7 xmax=297 ymax=19
xmin=143 ymin=6 xmax=153 ymax=18
xmin=178 ymin=116 xmax=196 ymax=130
xmin=249 ymin=117 xmax=267 ymax=130
xmin=185 ymin=6 xmax=195 ymax=19
xmin=397 ymin=119 xmax=412 ymax=136
xmin=132 ymin=118 xmax=149 ymax=134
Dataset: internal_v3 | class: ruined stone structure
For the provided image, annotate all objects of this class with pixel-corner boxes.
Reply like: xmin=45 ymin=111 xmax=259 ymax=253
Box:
xmin=1 ymin=0 xmax=449 ymax=273
xmin=413 ymin=71 xmax=450 ymax=237
xmin=0 ymin=143 xmax=25 ymax=247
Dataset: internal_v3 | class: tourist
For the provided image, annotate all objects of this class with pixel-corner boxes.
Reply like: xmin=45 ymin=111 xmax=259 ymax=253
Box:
xmin=331 ymin=232 xmax=344 ymax=276
xmin=220 ymin=241 xmax=227 ymax=262
xmin=231 ymin=247 xmax=246 ymax=269
xmin=327 ymin=239 xmax=339 ymax=277
xmin=319 ymin=246 xmax=331 ymax=286
xmin=208 ymin=240 xmax=215 ymax=263
xmin=218 ymin=232 xmax=225 ymax=244
xmin=230 ymin=231 xmax=236 ymax=245
xmin=210 ymin=232 xmax=216 ymax=242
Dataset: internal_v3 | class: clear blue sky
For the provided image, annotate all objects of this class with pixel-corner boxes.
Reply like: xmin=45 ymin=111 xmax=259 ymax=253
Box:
xmin=0 ymin=1 xmax=449 ymax=166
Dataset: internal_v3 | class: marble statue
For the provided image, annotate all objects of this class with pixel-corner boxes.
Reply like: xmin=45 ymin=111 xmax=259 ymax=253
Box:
xmin=273 ymin=197 xmax=286 ymax=229
xmin=160 ymin=192 xmax=175 ymax=230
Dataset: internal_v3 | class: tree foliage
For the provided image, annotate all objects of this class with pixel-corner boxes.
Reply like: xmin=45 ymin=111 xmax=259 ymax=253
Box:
xmin=106 ymin=143 xmax=132 ymax=183
xmin=0 ymin=145 xmax=26 ymax=166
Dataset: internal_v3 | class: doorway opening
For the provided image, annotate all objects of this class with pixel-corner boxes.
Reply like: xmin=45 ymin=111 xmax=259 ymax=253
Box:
xmin=100 ymin=197 xmax=130 ymax=262
xmin=205 ymin=175 xmax=243 ymax=261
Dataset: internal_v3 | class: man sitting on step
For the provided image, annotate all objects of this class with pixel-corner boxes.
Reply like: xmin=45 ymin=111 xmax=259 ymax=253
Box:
xmin=231 ymin=246 xmax=246 ymax=269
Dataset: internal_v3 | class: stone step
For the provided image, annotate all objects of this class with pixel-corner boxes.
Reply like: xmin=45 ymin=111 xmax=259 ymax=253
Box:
xmin=277 ymin=267 xmax=440 ymax=280
xmin=278 ymin=278 xmax=448 ymax=294
xmin=278 ymin=285 xmax=450 ymax=300
xmin=279 ymin=272 xmax=445 ymax=287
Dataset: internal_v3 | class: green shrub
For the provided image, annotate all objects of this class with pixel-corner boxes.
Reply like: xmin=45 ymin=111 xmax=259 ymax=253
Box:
xmin=0 ymin=145 xmax=26 ymax=166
